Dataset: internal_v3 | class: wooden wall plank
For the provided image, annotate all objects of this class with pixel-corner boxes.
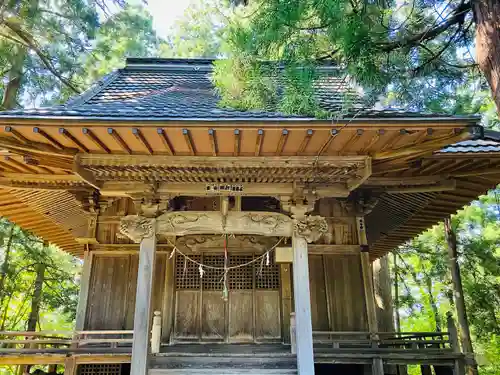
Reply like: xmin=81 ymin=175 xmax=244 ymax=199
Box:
xmin=229 ymin=291 xmax=253 ymax=342
xmin=174 ymin=291 xmax=200 ymax=339
xmin=323 ymin=254 xmax=368 ymax=331
xmin=202 ymin=291 xmax=225 ymax=340
xmin=255 ymin=291 xmax=281 ymax=340
xmin=308 ymin=255 xmax=330 ymax=331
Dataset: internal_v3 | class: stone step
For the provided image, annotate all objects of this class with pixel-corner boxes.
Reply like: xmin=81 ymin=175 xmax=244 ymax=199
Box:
xmin=150 ymin=354 xmax=297 ymax=370
xmin=150 ymin=370 xmax=297 ymax=375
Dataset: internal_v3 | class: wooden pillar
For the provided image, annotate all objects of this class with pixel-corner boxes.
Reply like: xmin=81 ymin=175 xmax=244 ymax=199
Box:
xmin=75 ymin=251 xmax=93 ymax=331
xmin=292 ymin=234 xmax=315 ymax=375
xmin=281 ymin=263 xmax=293 ymax=344
xmin=131 ymin=228 xmax=157 ymax=375
xmin=444 ymin=218 xmax=478 ymax=375
xmin=357 ymin=217 xmax=378 ymax=335
xmin=63 ymin=357 xmax=76 ymax=375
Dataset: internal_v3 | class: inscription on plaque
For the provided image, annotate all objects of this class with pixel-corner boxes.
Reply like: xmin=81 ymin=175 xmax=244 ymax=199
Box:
xmin=206 ymin=183 xmax=244 ymax=194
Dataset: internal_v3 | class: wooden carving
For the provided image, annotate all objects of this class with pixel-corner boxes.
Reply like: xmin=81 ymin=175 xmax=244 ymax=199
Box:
xmin=119 ymin=211 xmax=328 ymax=243
xmin=294 ymin=215 xmax=328 ymax=243
xmin=175 ymin=235 xmax=278 ymax=252
xmin=119 ymin=215 xmax=155 ymax=243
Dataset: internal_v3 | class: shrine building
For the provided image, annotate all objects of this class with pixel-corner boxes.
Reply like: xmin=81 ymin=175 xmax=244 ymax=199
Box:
xmin=0 ymin=58 xmax=499 ymax=375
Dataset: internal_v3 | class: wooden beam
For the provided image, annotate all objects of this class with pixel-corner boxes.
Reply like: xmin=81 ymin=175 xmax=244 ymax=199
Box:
xmin=73 ymin=161 xmax=101 ymax=190
xmin=5 ymin=126 xmax=29 ymax=144
xmin=75 ymin=251 xmax=93 ymax=330
xmin=133 ymin=128 xmax=153 ymax=155
xmin=33 ymin=127 xmax=65 ymax=150
xmin=4 ymin=156 xmax=39 ymax=174
xmin=182 ymin=128 xmax=195 ymax=155
xmin=208 ymin=128 xmax=218 ymax=156
xmin=131 ymin=229 xmax=157 ymax=375
xmin=156 ymin=128 xmax=174 ymax=155
xmin=276 ymin=129 xmax=289 ymax=155
xmin=255 ymin=129 xmax=264 ymax=156
xmin=59 ymin=128 xmax=89 ymax=153
xmin=374 ymin=131 xmax=471 ymax=160
xmin=297 ymin=129 xmax=313 ymax=155
xmin=234 ymin=129 xmax=240 ymax=156
xmin=292 ymin=233 xmax=315 ymax=374
xmin=82 ymin=128 xmax=110 ymax=154
xmin=308 ymin=244 xmax=360 ymax=255
xmin=108 ymin=128 xmax=131 ymax=154
xmin=0 ymin=354 xmax=67 ymax=365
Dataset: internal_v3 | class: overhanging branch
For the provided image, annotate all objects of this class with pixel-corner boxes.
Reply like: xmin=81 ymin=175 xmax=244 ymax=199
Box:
xmin=377 ymin=1 xmax=472 ymax=52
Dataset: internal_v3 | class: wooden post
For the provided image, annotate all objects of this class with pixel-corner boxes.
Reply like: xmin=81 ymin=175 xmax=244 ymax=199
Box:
xmin=290 ymin=312 xmax=297 ymax=354
xmin=292 ymin=234 xmax=315 ymax=375
xmin=151 ymin=311 xmax=162 ymax=354
xmin=281 ymin=263 xmax=293 ymax=344
xmin=63 ymin=357 xmax=76 ymax=375
xmin=131 ymin=229 xmax=157 ymax=375
xmin=444 ymin=218 xmax=478 ymax=375
xmin=356 ymin=217 xmax=379 ymax=336
xmin=75 ymin=251 xmax=93 ymax=331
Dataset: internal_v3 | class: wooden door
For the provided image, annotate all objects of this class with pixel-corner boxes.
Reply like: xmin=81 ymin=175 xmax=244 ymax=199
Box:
xmin=173 ymin=252 xmax=281 ymax=343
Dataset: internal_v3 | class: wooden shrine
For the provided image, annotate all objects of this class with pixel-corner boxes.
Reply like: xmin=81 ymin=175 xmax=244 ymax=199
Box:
xmin=0 ymin=58 xmax=499 ymax=375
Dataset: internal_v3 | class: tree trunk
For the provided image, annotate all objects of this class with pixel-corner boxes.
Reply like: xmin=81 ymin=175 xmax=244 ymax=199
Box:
xmin=444 ymin=218 xmax=478 ymax=375
xmin=27 ymin=262 xmax=46 ymax=331
xmin=425 ymin=275 xmax=442 ymax=332
xmin=373 ymin=255 xmax=394 ymax=332
xmin=474 ymin=0 xmax=500 ymax=115
xmin=393 ymin=252 xmax=401 ymax=333
xmin=0 ymin=224 xmax=15 ymax=309
xmin=22 ymin=262 xmax=46 ymax=375
xmin=1 ymin=45 xmax=27 ymax=110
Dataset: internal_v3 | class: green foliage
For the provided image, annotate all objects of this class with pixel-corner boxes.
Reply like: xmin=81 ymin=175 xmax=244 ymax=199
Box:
xmin=0 ymin=219 xmax=80 ymax=332
xmin=395 ymin=189 xmax=500 ymax=373
xmin=159 ymin=0 xmax=229 ymax=58
xmin=0 ymin=0 xmax=161 ymax=107
xmin=215 ymin=0 xmax=492 ymax=117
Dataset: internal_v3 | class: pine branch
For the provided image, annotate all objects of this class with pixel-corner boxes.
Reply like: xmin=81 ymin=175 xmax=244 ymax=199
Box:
xmin=377 ymin=1 xmax=472 ymax=52
xmin=3 ymin=19 xmax=81 ymax=93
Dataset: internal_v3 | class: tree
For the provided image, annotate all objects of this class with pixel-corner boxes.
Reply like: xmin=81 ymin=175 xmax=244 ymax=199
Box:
xmin=216 ymin=0 xmax=500 ymax=118
xmin=394 ymin=190 xmax=500 ymax=375
xmin=0 ymin=219 xmax=80 ymax=334
xmin=159 ymin=0 xmax=229 ymax=58
xmin=0 ymin=0 xmax=153 ymax=109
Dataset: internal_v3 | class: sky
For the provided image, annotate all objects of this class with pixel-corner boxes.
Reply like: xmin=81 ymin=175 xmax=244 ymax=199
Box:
xmin=144 ymin=0 xmax=193 ymax=39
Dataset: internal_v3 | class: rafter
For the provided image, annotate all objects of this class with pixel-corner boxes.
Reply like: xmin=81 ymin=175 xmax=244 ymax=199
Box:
xmin=82 ymin=128 xmax=110 ymax=154
xmin=132 ymin=128 xmax=153 ymax=155
xmin=108 ymin=128 xmax=131 ymax=154
xmin=59 ymin=128 xmax=89 ymax=153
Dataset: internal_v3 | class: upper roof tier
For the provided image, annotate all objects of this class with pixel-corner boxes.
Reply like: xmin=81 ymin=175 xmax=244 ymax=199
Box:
xmin=0 ymin=58 xmax=481 ymax=123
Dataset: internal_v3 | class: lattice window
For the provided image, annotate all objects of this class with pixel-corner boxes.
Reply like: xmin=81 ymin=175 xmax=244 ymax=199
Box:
xmin=78 ymin=364 xmax=121 ymax=375
xmin=229 ymin=254 xmax=254 ymax=290
xmin=202 ymin=255 xmax=225 ymax=290
xmin=255 ymin=254 xmax=280 ymax=290
xmin=175 ymin=254 xmax=202 ymax=289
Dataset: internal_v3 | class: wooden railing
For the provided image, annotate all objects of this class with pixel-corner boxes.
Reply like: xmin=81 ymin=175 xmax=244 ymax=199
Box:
xmin=0 ymin=330 xmax=133 ymax=353
xmin=312 ymin=331 xmax=454 ymax=350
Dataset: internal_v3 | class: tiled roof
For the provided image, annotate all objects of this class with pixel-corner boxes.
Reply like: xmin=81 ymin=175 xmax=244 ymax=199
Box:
xmin=0 ymin=58 xmax=480 ymax=122
xmin=438 ymin=130 xmax=500 ymax=153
